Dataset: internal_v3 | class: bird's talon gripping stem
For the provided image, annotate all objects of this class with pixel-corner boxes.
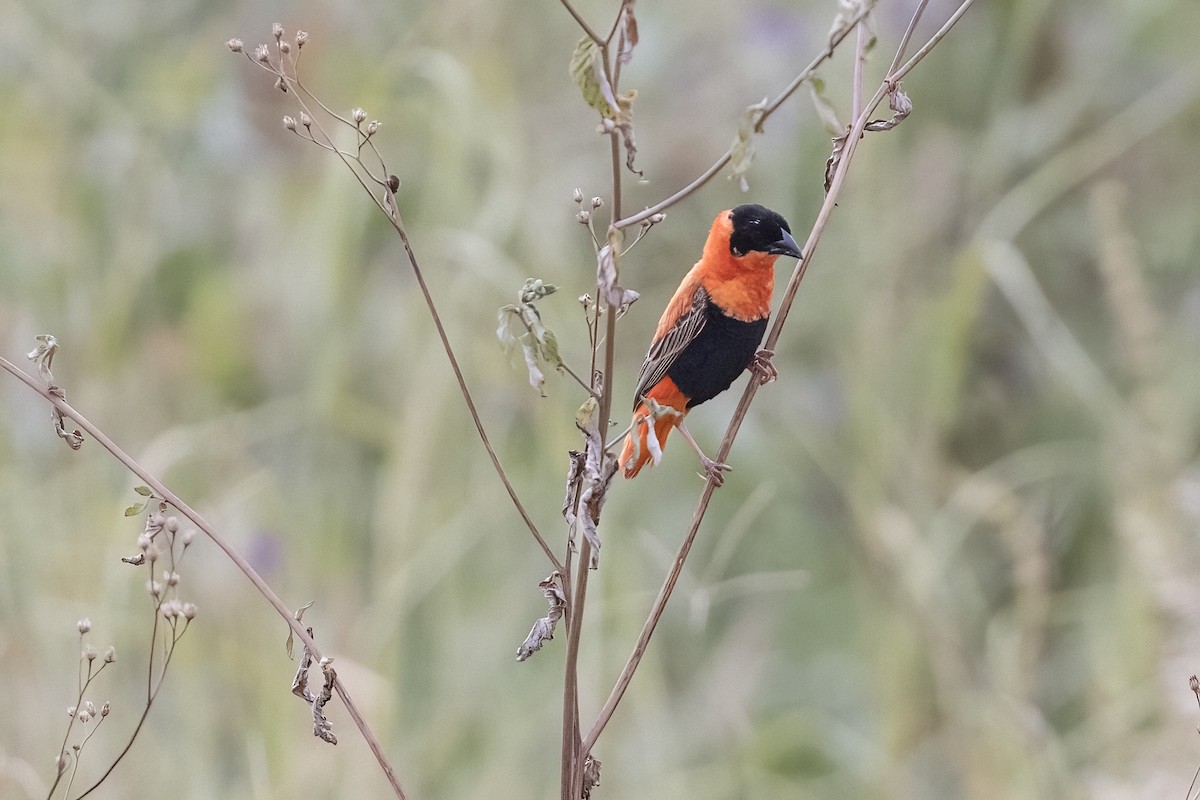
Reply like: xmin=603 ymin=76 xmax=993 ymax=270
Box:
xmin=699 ymin=456 xmax=733 ymax=488
xmin=750 ymin=349 xmax=778 ymax=386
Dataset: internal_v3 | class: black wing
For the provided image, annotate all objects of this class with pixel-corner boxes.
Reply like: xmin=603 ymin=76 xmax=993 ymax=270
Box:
xmin=631 ymin=285 xmax=709 ymax=411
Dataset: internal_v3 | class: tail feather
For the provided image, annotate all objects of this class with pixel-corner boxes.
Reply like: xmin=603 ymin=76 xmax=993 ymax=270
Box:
xmin=619 ymin=376 xmax=690 ymax=479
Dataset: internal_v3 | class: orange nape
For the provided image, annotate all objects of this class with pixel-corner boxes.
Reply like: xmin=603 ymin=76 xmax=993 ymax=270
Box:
xmin=619 ymin=375 xmax=690 ymax=478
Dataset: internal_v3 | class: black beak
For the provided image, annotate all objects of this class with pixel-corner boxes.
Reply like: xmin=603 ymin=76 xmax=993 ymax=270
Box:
xmin=767 ymin=229 xmax=803 ymax=259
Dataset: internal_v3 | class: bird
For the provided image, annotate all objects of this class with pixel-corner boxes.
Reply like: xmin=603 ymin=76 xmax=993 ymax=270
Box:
xmin=618 ymin=203 xmax=802 ymax=486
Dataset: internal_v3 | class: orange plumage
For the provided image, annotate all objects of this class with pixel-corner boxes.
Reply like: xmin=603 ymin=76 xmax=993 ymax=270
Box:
xmin=619 ymin=204 xmax=801 ymax=483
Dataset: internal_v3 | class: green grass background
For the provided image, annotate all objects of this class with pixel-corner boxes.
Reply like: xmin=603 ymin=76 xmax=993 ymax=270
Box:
xmin=2 ymin=0 xmax=1200 ymax=797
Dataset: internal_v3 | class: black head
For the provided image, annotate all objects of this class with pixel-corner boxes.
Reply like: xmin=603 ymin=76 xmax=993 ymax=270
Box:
xmin=727 ymin=204 xmax=802 ymax=259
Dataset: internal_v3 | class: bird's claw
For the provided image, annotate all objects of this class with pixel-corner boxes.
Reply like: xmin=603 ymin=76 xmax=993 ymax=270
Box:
xmin=699 ymin=456 xmax=733 ymax=488
xmin=750 ymin=349 xmax=778 ymax=386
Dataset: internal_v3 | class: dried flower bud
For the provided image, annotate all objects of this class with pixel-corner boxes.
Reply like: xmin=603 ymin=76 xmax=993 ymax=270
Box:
xmin=83 ymin=645 xmax=97 ymax=662
xmin=84 ymin=701 xmax=96 ymax=717
xmin=366 ymin=120 xmax=380 ymax=136
xmin=1191 ymin=675 xmax=1199 ymax=694
xmin=573 ymin=188 xmax=584 ymax=204
xmin=298 ymin=113 xmax=312 ymax=129
xmin=648 ymin=213 xmax=665 ymax=224
xmin=182 ymin=602 xmax=198 ymax=620
xmin=100 ymin=701 xmax=111 ymax=717
xmin=165 ymin=516 xmax=179 ymax=533
xmin=147 ymin=579 xmax=162 ymax=598
xmin=104 ymin=646 xmax=116 ymax=663
xmin=579 ymin=294 xmax=592 ymax=307
xmin=77 ymin=710 xmax=91 ymax=724
xmin=55 ymin=754 xmax=69 ymax=775
xmin=77 ymin=618 xmax=91 ymax=634
xmin=145 ymin=543 xmax=159 ymax=563
xmin=279 ymin=41 xmax=291 ymax=54
xmin=295 ymin=30 xmax=309 ymax=47
xmin=165 ymin=570 xmax=180 ymax=587
xmin=67 ymin=706 xmax=77 ymax=718
xmin=283 ymin=115 xmax=297 ymax=131
xmin=227 ymin=38 xmax=244 ymax=53
xmin=576 ymin=209 xmax=591 ymax=224
xmin=272 ymin=22 xmax=284 ymax=41
xmin=274 ymin=76 xmax=287 ymax=93
xmin=352 ymin=107 xmax=367 ymax=124
xmin=254 ymin=44 xmax=270 ymax=63
xmin=591 ymin=196 xmax=603 ymax=208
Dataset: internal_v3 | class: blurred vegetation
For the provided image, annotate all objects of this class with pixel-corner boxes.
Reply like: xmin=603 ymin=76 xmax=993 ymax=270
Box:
xmin=2 ymin=0 xmax=1200 ymax=797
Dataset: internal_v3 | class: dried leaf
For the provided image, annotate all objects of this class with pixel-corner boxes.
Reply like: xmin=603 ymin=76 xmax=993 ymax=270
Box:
xmin=617 ymin=0 xmax=638 ymax=65
xmin=582 ymin=755 xmax=603 ymax=799
xmin=729 ymin=97 xmax=768 ymax=192
xmin=285 ymin=600 xmax=317 ymax=660
xmin=562 ymin=450 xmax=586 ymax=524
xmin=807 ymin=75 xmax=843 ymax=136
xmin=516 ymin=572 xmax=566 ymax=661
xmin=824 ymin=128 xmax=850 ymax=194
xmin=865 ymin=86 xmax=912 ymax=132
xmin=521 ymin=334 xmax=546 ymax=396
xmin=292 ymin=629 xmax=337 ymax=744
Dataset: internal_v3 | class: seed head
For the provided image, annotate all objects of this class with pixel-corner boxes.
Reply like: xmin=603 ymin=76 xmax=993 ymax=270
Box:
xmin=165 ymin=570 xmax=180 ymax=587
xmin=165 ymin=516 xmax=179 ymax=534
xmin=573 ymin=188 xmax=584 ymax=204
xmin=77 ymin=618 xmax=91 ymax=635
xmin=295 ymin=30 xmax=309 ymax=48
xmin=67 ymin=706 xmax=77 ymax=718
xmin=298 ymin=113 xmax=312 ymax=130
xmin=272 ymin=22 xmax=284 ymax=41
xmin=101 ymin=701 xmax=111 ymax=717
xmin=352 ymin=107 xmax=367 ymax=125
xmin=591 ymin=196 xmax=603 ymax=209
xmin=283 ymin=115 xmax=297 ymax=131
xmin=182 ymin=602 xmax=198 ymax=620
xmin=366 ymin=120 xmax=381 ymax=136
xmin=227 ymin=38 xmax=244 ymax=54
xmin=84 ymin=701 xmax=96 ymax=717
xmin=78 ymin=710 xmax=91 ymax=724
xmin=104 ymin=646 xmax=116 ymax=663
xmin=254 ymin=44 xmax=270 ymax=64
xmin=83 ymin=644 xmax=97 ymax=662
xmin=576 ymin=209 xmax=591 ymax=224
xmin=279 ymin=41 xmax=291 ymax=54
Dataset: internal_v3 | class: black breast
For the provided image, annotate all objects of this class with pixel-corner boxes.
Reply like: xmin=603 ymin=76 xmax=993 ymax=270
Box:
xmin=667 ymin=302 xmax=767 ymax=408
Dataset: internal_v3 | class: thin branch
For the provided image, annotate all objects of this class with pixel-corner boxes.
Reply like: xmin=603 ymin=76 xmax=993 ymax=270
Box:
xmin=0 ymin=356 xmax=408 ymax=800
xmin=581 ymin=0 xmax=979 ymax=757
xmin=612 ymin=0 xmax=873 ymax=230
xmin=886 ymin=0 xmax=929 ymax=78
xmin=264 ymin=48 xmax=564 ymax=575
xmin=560 ymin=0 xmax=605 ymax=45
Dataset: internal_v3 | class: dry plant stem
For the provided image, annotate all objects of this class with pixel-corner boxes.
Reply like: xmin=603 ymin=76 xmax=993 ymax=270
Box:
xmin=612 ymin=0 xmax=874 ymax=231
xmin=261 ymin=54 xmax=562 ymax=574
xmin=579 ymin=0 xmax=979 ymax=758
xmin=0 ymin=357 xmax=408 ymax=800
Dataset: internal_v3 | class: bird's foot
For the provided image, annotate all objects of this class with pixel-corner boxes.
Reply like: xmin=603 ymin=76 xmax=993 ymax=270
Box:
xmin=749 ymin=349 xmax=778 ymax=386
xmin=699 ymin=455 xmax=733 ymax=488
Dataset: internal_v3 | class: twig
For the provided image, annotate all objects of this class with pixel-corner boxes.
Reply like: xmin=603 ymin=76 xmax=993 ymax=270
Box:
xmin=0 ymin=355 xmax=408 ymax=800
